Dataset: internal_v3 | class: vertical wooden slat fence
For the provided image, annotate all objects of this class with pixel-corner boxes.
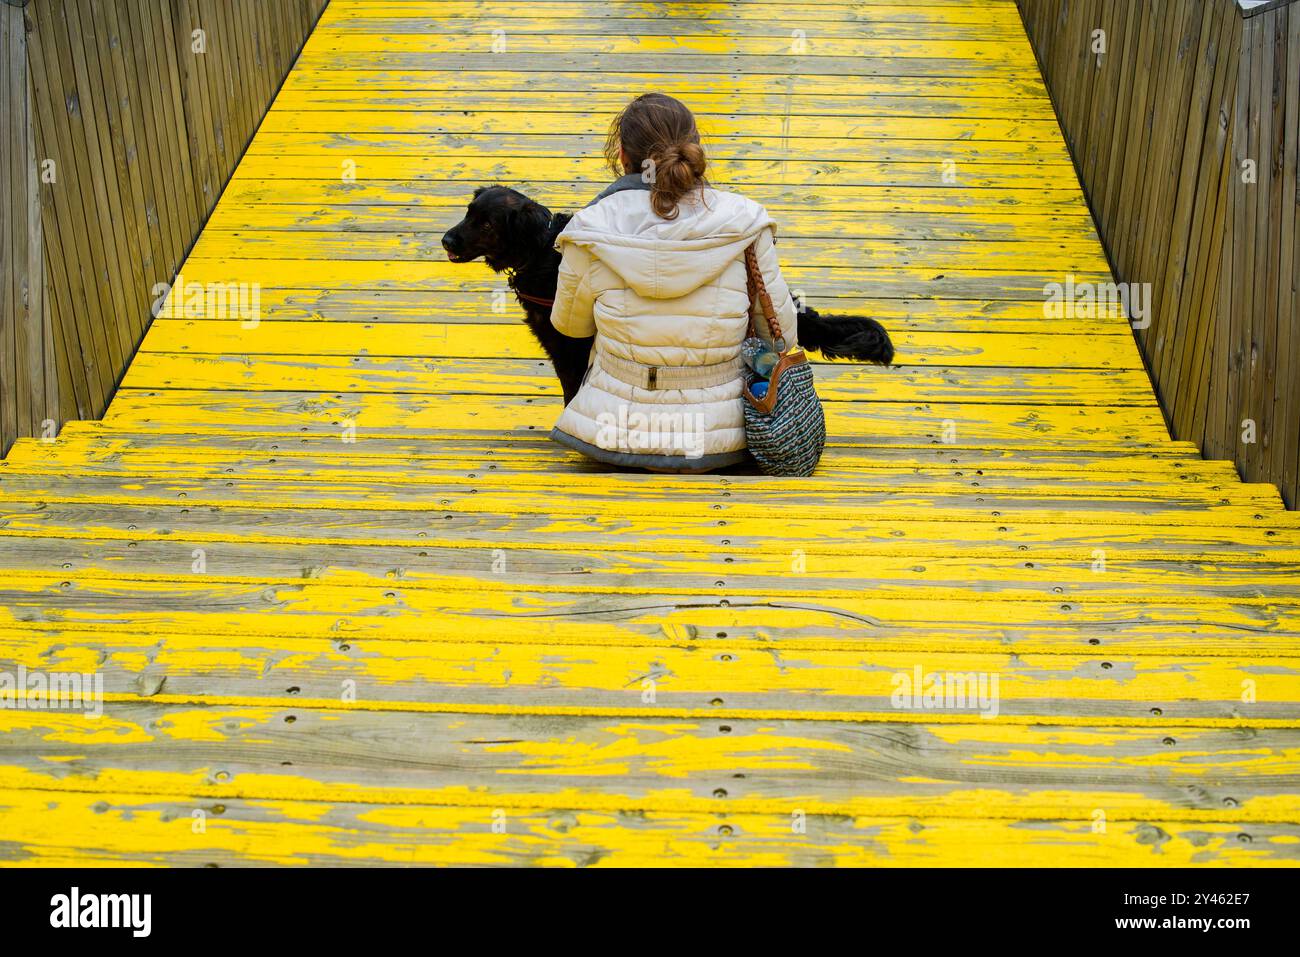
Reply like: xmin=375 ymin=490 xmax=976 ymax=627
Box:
xmin=1220 ymin=0 xmax=1300 ymax=509
xmin=1017 ymin=0 xmax=1300 ymax=507
xmin=0 ymin=0 xmax=328 ymax=458
xmin=2 ymin=0 xmax=55 ymax=456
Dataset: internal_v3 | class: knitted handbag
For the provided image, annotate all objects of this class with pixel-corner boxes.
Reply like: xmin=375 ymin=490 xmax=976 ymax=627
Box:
xmin=741 ymin=243 xmax=826 ymax=476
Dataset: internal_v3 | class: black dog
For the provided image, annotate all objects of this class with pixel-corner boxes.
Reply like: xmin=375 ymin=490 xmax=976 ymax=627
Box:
xmin=442 ymin=186 xmax=893 ymax=404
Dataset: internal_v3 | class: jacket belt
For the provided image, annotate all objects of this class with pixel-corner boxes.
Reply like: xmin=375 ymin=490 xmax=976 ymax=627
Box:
xmin=596 ymin=352 xmax=744 ymax=391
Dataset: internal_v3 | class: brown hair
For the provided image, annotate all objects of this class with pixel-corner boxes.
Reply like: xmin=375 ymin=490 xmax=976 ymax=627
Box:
xmin=604 ymin=93 xmax=707 ymax=220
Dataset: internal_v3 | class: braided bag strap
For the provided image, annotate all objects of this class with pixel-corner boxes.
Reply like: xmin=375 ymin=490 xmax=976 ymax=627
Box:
xmin=744 ymin=242 xmax=785 ymax=350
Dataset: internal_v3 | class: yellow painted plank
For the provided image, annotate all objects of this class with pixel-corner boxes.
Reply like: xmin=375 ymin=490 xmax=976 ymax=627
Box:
xmin=321 ymin=3 xmax=1026 ymax=23
xmin=4 ymin=496 xmax=1296 ymax=564
xmin=4 ymin=621 xmax=1297 ymax=716
xmin=98 ymin=389 xmax=1173 ymax=446
xmin=5 ymin=533 xmax=1299 ymax=606
xmin=6 ymin=468 xmax=1290 ymax=534
xmin=21 ymin=422 xmax=1213 ymax=463
xmin=298 ymin=32 xmax=1042 ymax=66
xmin=255 ymin=112 xmax=1071 ymax=145
xmin=5 ymin=579 xmax=1300 ymax=658
xmin=201 ymin=203 xmax=1101 ymax=242
xmin=140 ymin=321 xmax=1145 ymax=369
xmin=316 ymin=16 xmax=1030 ymax=42
xmin=1 ymin=706 xmax=1296 ymax=822
xmin=319 ymin=4 xmax=1030 ymax=28
xmin=217 ymin=177 xmax=1093 ymax=214
xmin=278 ymin=69 xmax=1051 ymax=101
xmin=10 ymin=432 xmax=1223 ymax=475
xmin=150 ymin=289 xmax=1128 ymax=332
xmin=1 ymin=626 xmax=1298 ymax=727
xmin=115 ymin=354 xmax=1158 ymax=407
xmin=160 ymin=258 xmax=1111 ymax=298
xmin=294 ymin=55 xmax=1043 ymax=83
xmin=269 ymin=89 xmax=1061 ymax=119
xmin=2 ymin=787 xmax=1293 ymax=866
xmin=187 ymin=230 xmax=1109 ymax=272
xmin=246 ymin=133 xmax=1076 ymax=169
xmin=0 ymin=461 xmax=1262 ymax=512
xmin=230 ymin=154 xmax=1085 ymax=189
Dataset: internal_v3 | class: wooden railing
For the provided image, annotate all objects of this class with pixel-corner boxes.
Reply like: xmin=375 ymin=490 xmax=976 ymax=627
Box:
xmin=1017 ymin=0 xmax=1300 ymax=507
xmin=1 ymin=0 xmax=327 ymax=457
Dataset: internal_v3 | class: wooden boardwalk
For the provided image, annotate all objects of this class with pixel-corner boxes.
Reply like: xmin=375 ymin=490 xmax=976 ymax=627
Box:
xmin=2 ymin=0 xmax=1300 ymax=865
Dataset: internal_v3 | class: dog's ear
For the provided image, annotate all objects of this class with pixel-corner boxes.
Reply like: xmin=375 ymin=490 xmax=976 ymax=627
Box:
xmin=508 ymin=199 xmax=553 ymax=246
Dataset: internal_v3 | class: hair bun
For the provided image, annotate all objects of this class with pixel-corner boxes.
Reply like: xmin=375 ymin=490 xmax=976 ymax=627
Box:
xmin=679 ymin=141 xmax=707 ymax=176
xmin=654 ymin=141 xmax=705 ymax=175
xmin=653 ymin=143 xmax=681 ymax=167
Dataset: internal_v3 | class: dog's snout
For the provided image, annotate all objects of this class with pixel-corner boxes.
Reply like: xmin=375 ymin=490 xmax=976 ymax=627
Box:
xmin=441 ymin=230 xmax=462 ymax=254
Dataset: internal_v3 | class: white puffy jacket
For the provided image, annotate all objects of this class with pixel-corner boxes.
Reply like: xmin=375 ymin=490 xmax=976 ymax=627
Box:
xmin=550 ymin=185 xmax=797 ymax=469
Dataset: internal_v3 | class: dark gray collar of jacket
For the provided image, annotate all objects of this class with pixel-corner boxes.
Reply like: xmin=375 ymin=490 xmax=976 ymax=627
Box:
xmin=585 ymin=173 xmax=652 ymax=207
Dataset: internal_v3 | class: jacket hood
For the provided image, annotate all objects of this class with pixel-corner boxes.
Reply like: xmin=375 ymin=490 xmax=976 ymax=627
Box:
xmin=556 ymin=188 xmax=775 ymax=299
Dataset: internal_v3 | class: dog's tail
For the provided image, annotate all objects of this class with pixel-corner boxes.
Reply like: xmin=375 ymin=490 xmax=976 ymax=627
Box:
xmin=797 ymin=309 xmax=894 ymax=365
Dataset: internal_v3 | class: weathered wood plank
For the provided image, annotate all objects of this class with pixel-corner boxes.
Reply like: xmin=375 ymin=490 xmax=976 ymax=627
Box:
xmin=320 ymin=5 xmax=1031 ymax=30
xmin=116 ymin=354 xmax=1157 ymax=407
xmin=6 ymin=578 xmax=1300 ymax=658
xmin=296 ymin=33 xmax=1041 ymax=66
xmin=137 ymin=321 xmax=1144 ymax=369
xmin=5 ymin=497 xmax=1295 ymax=563
xmin=159 ymin=265 xmax=1109 ymax=306
xmin=20 ymin=423 xmax=1213 ymax=463
xmin=202 ymin=203 xmax=1099 ymax=242
xmin=3 ymin=618 xmax=1298 ymax=720
xmin=95 ymin=388 xmax=1175 ymax=447
xmin=1 ymin=441 xmax=1262 ymax=503
xmin=0 ymin=705 xmax=1295 ymax=819
xmin=187 ymin=231 xmax=1106 ymax=272
xmin=269 ymin=88 xmax=1059 ymax=119
xmin=5 ymin=534 xmax=1299 ymax=607
xmin=148 ymin=289 xmax=1128 ymax=333
xmin=5 ymin=469 xmax=1288 ymax=528
xmin=216 ymin=176 xmax=1093 ymax=213
xmin=2 ymin=787 xmax=1292 ymax=867
xmin=229 ymin=153 xmax=1085 ymax=189
xmin=253 ymin=113 xmax=1071 ymax=146
xmin=323 ymin=3 xmax=1027 ymax=26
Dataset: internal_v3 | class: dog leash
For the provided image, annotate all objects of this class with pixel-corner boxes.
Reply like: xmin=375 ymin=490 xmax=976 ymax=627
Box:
xmin=513 ymin=288 xmax=555 ymax=308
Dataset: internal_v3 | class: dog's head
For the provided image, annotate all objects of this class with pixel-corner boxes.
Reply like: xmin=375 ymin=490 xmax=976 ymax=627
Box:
xmin=442 ymin=186 xmax=554 ymax=272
